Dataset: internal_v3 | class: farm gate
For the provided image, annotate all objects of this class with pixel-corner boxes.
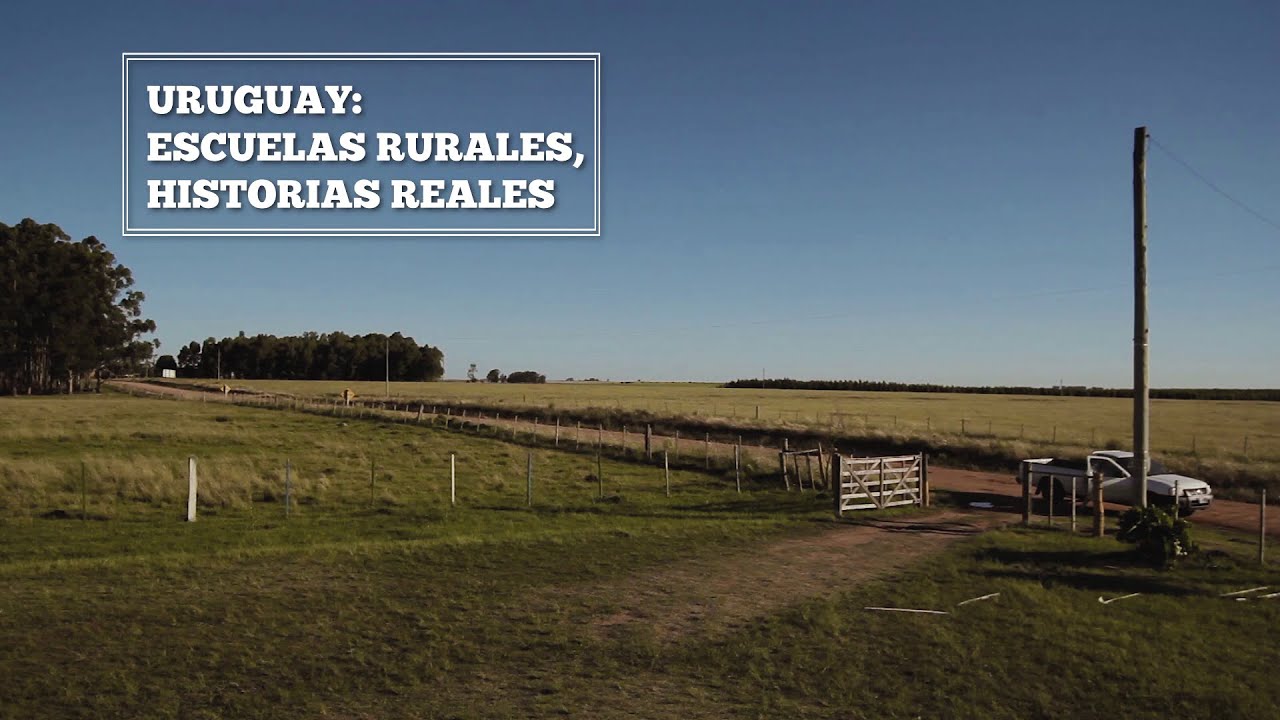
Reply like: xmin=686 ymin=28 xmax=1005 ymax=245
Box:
xmin=832 ymin=453 xmax=929 ymax=516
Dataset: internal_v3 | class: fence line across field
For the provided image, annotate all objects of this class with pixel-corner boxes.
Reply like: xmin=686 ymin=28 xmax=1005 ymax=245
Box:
xmin=119 ymin=384 xmax=1279 ymax=463
xmin=66 ymin=385 xmax=1280 ymax=562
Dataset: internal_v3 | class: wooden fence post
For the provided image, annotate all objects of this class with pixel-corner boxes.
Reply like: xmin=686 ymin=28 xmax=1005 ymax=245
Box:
xmin=1070 ymin=476 xmax=1077 ymax=532
xmin=734 ymin=441 xmax=741 ymax=494
xmin=186 ymin=456 xmax=198 ymax=522
xmin=1047 ymin=478 xmax=1055 ymax=527
xmin=779 ymin=451 xmax=789 ymax=491
xmin=921 ymin=453 xmax=930 ymax=507
xmin=1020 ymin=461 xmax=1031 ymax=527
xmin=879 ymin=458 xmax=886 ymax=509
xmin=664 ymin=450 xmax=671 ymax=497
xmin=645 ymin=424 xmax=653 ymax=460
xmin=833 ymin=453 xmax=843 ymax=518
xmin=816 ymin=443 xmax=828 ymax=490
xmin=555 ymin=418 xmax=561 ymax=447
xmin=1092 ymin=471 xmax=1105 ymax=538
xmin=596 ymin=445 xmax=603 ymax=500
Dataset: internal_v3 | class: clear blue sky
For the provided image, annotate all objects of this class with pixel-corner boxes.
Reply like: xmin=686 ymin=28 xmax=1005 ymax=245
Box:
xmin=2 ymin=1 xmax=1277 ymax=386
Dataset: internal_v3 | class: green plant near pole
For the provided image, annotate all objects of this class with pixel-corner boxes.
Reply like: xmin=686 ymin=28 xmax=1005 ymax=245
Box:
xmin=1116 ymin=505 xmax=1196 ymax=567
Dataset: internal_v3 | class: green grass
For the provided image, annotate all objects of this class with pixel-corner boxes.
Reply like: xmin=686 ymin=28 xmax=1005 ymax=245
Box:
xmin=0 ymin=393 xmax=785 ymax=525
xmin=173 ymin=378 xmax=1280 ymax=463
xmin=165 ymin=377 xmax=1280 ymax=500
xmin=672 ymin=527 xmax=1280 ymax=719
xmin=2 ymin=394 xmax=1278 ymax=719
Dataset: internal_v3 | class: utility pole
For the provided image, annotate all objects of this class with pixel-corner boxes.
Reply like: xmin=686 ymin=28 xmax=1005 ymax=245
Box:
xmin=385 ymin=335 xmax=390 ymax=398
xmin=1133 ymin=126 xmax=1150 ymax=507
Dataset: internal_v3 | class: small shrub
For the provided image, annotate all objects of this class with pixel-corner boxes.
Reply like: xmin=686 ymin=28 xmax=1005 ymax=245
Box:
xmin=1116 ymin=505 xmax=1196 ymax=567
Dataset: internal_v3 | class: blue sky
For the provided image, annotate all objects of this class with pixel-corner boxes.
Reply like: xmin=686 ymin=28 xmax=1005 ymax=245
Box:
xmin=1 ymin=1 xmax=1277 ymax=386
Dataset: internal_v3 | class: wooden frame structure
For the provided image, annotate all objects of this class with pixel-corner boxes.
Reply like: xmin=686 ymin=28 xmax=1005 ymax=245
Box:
xmin=778 ymin=447 xmax=829 ymax=491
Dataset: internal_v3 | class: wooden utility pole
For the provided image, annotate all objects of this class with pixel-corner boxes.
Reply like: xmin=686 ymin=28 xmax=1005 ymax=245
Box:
xmin=384 ymin=336 xmax=391 ymax=397
xmin=1133 ymin=125 xmax=1150 ymax=507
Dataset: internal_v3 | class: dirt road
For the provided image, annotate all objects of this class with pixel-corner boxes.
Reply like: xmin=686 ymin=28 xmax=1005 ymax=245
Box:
xmin=111 ymin=380 xmax=1277 ymax=537
xmin=564 ymin=511 xmax=1003 ymax=639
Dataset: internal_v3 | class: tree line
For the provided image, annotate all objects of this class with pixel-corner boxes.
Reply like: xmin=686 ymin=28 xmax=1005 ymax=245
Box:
xmin=723 ymin=378 xmax=1280 ymax=402
xmin=1 ymin=219 xmax=156 ymax=394
xmin=168 ymin=332 xmax=444 ymax=382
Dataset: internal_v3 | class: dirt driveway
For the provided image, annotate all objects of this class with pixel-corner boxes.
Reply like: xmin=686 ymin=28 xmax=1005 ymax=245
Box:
xmin=568 ymin=511 xmax=1004 ymax=640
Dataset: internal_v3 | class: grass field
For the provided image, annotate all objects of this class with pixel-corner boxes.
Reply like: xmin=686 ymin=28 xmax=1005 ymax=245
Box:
xmin=180 ymin=379 xmax=1280 ymax=462
xmin=3 ymin=393 xmax=1279 ymax=718
xmin=161 ymin=378 xmax=1280 ymax=501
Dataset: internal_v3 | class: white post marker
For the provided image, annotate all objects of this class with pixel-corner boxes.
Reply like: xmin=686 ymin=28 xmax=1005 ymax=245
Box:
xmin=1098 ymin=592 xmax=1141 ymax=605
xmin=956 ymin=592 xmax=1001 ymax=607
xmin=186 ymin=456 xmax=198 ymax=522
xmin=450 ymin=453 xmax=456 ymax=506
xmin=864 ymin=606 xmax=949 ymax=615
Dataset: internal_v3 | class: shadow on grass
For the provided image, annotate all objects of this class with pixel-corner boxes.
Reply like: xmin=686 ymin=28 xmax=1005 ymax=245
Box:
xmin=974 ymin=546 xmax=1138 ymax=569
xmin=476 ymin=489 xmax=824 ymax=517
xmin=839 ymin=516 xmax=987 ymax=536
xmin=978 ymin=567 xmax=1198 ymax=596
xmin=671 ymin=495 xmax=826 ymax=515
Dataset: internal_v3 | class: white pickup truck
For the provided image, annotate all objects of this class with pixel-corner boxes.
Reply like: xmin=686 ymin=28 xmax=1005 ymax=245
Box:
xmin=1021 ymin=450 xmax=1213 ymax=515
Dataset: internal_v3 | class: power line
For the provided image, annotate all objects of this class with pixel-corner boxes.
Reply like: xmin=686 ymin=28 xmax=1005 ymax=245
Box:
xmin=1150 ymin=136 xmax=1280 ymax=233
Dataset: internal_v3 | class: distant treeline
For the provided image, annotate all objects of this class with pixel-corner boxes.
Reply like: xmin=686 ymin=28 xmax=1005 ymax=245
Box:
xmin=170 ymin=332 xmax=444 ymax=382
xmin=723 ymin=378 xmax=1280 ymax=402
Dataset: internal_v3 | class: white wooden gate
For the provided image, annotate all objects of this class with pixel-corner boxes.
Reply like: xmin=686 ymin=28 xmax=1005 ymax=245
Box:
xmin=832 ymin=453 xmax=929 ymax=516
